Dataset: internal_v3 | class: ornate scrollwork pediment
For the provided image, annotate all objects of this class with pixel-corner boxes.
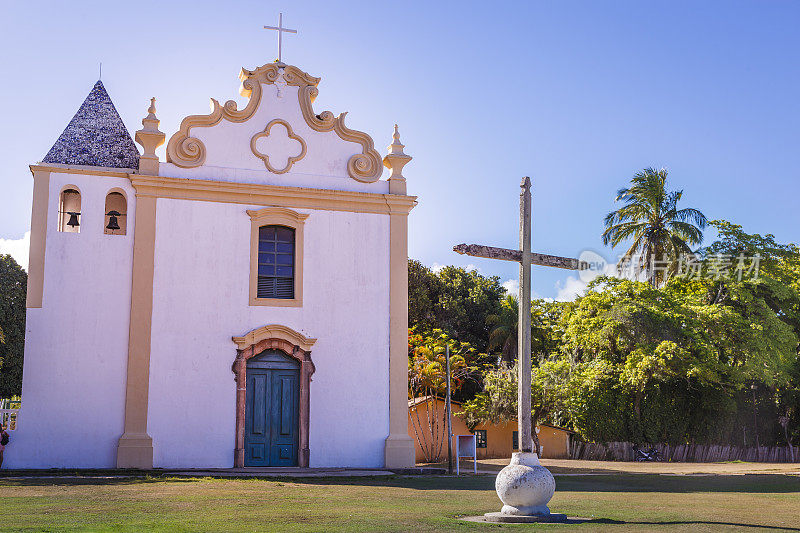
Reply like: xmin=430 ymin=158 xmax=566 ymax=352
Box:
xmin=165 ymin=63 xmax=383 ymax=183
xmin=232 ymin=323 xmax=317 ymax=353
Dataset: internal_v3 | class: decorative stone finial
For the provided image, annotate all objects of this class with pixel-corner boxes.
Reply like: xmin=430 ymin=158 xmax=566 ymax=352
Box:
xmin=147 ymin=97 xmax=157 ymax=118
xmin=135 ymin=97 xmax=166 ymax=175
xmin=383 ymin=124 xmax=412 ymax=195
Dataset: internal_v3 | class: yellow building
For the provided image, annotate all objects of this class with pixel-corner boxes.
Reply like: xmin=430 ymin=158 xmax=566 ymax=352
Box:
xmin=408 ymin=396 xmax=574 ymax=463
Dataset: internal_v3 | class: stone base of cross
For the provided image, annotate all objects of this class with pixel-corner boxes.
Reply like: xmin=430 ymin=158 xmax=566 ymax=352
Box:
xmin=454 ymin=176 xmax=585 ymax=520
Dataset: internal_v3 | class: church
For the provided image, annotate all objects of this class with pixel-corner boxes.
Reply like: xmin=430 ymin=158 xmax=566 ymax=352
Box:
xmin=7 ymin=52 xmax=417 ymax=469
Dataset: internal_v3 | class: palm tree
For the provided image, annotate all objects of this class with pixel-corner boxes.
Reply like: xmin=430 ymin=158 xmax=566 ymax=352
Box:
xmin=487 ymin=296 xmax=553 ymax=364
xmin=603 ymin=168 xmax=707 ymax=287
xmin=487 ymin=295 xmax=518 ymax=363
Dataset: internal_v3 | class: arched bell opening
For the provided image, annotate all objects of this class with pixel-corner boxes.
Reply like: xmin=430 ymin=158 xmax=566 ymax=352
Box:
xmin=58 ymin=186 xmax=82 ymax=233
xmin=104 ymin=190 xmax=127 ymax=235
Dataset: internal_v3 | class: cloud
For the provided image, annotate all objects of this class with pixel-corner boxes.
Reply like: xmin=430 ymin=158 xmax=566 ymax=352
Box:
xmin=501 ymin=278 xmax=547 ymax=300
xmin=431 ymin=262 xmax=446 ymax=273
xmin=502 ymin=278 xmax=519 ymax=296
xmin=0 ymin=231 xmax=30 ymax=271
xmin=555 ymin=275 xmax=593 ymax=301
xmin=554 ymin=251 xmax=640 ymax=301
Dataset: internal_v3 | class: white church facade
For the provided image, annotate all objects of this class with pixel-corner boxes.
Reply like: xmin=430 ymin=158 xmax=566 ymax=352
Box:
xmin=8 ymin=60 xmax=416 ymax=469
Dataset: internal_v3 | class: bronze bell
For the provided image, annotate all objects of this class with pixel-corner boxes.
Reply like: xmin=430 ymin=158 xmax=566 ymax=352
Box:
xmin=106 ymin=211 xmax=121 ymax=231
xmin=66 ymin=212 xmax=80 ymax=227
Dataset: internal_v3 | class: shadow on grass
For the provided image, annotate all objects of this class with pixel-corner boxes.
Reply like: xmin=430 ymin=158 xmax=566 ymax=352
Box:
xmin=431 ymin=458 xmax=800 ymax=476
xmin=586 ymin=518 xmax=800 ymax=531
xmin=0 ymin=474 xmax=200 ymax=487
xmin=250 ymin=472 xmax=800 ymax=494
xmin=473 ymin=517 xmax=800 ymax=531
xmin=552 ymin=473 xmax=800 ymax=494
xmin=1 ymin=471 xmax=799 ymax=495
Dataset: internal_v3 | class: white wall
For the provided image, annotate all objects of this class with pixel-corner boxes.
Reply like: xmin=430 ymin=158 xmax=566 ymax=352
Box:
xmin=147 ymin=198 xmax=391 ymax=468
xmin=6 ymin=172 xmax=136 ymax=468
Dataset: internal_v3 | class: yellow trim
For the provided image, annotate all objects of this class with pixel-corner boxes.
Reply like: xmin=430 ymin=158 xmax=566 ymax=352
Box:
xmin=31 ymin=163 xmax=134 ymax=178
xmin=28 ymin=164 xmax=417 ymax=214
xmin=250 ymin=119 xmax=308 ymax=174
xmin=247 ymin=207 xmax=308 ymax=307
xmin=232 ymin=324 xmax=317 ymax=352
xmin=165 ymin=62 xmax=383 ymax=182
xmin=116 ymin=194 xmax=157 ymax=468
xmin=384 ymin=208 xmax=416 ymax=468
xmin=130 ymin=175 xmax=416 ymax=215
xmin=26 ymin=170 xmax=50 ymax=308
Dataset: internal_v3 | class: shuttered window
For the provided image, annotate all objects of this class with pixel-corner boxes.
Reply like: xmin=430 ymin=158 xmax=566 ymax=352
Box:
xmin=257 ymin=225 xmax=295 ymax=299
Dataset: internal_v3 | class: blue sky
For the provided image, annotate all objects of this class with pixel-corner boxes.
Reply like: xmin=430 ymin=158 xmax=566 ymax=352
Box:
xmin=1 ymin=0 xmax=798 ymax=299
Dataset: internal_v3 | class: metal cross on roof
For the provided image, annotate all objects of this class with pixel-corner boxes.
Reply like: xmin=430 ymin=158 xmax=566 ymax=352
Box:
xmin=264 ymin=13 xmax=297 ymax=63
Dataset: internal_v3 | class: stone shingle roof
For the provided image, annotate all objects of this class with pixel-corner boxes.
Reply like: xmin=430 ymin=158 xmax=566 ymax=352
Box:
xmin=42 ymin=81 xmax=140 ymax=169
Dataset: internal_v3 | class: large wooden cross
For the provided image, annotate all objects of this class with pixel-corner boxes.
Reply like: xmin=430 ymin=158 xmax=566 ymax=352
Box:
xmin=454 ymin=177 xmax=589 ymax=454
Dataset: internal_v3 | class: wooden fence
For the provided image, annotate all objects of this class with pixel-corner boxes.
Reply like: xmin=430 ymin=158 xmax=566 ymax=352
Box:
xmin=570 ymin=440 xmax=799 ymax=463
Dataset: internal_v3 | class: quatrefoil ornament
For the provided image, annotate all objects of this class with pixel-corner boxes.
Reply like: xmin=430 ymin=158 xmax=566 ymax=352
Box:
xmin=250 ymin=119 xmax=307 ymax=174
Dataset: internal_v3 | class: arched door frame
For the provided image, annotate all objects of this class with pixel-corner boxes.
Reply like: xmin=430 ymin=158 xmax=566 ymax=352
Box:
xmin=232 ymin=324 xmax=316 ymax=468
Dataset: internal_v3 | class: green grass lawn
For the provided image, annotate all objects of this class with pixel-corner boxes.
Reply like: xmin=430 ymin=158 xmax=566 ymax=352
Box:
xmin=0 ymin=473 xmax=798 ymax=532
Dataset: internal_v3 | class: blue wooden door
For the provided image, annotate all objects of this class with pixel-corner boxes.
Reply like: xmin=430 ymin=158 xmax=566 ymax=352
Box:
xmin=244 ymin=351 xmax=300 ymax=467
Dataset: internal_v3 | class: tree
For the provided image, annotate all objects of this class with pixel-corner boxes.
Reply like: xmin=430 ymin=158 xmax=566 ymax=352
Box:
xmin=699 ymin=219 xmax=800 ymax=311
xmin=558 ymin=272 xmax=798 ymax=445
xmin=697 ymin=220 xmax=800 ymax=446
xmin=408 ymin=260 xmax=442 ymax=333
xmin=408 ymin=260 xmax=505 ymax=353
xmin=532 ymin=299 xmax=565 ymax=358
xmin=460 ymin=359 xmax=570 ymax=455
xmin=407 ymin=329 xmax=483 ymax=462
xmin=434 ymin=266 xmax=505 ymax=351
xmin=0 ymin=326 xmax=5 ymax=372
xmin=487 ymin=295 xmax=518 ymax=363
xmin=486 ymin=296 xmax=565 ymax=364
xmin=602 ymin=167 xmax=707 ymax=287
xmin=0 ymin=255 xmax=27 ymax=397
xmin=701 ymin=220 xmax=800 ymax=282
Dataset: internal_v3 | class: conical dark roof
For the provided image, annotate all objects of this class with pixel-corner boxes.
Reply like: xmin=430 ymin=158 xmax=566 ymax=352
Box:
xmin=43 ymin=81 xmax=140 ymax=169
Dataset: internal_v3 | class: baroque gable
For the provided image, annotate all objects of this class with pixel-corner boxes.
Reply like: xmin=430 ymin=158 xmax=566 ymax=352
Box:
xmin=164 ymin=63 xmax=383 ymax=184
